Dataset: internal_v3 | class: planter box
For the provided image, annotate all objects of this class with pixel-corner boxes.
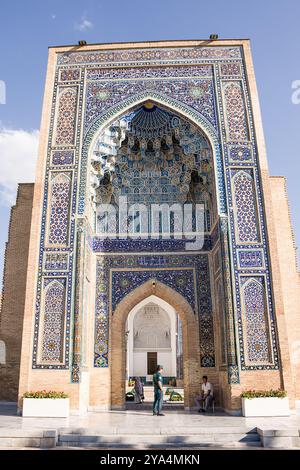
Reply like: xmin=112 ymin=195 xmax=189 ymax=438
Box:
xmin=242 ymin=397 xmax=290 ymax=417
xmin=23 ymin=398 xmax=69 ymax=417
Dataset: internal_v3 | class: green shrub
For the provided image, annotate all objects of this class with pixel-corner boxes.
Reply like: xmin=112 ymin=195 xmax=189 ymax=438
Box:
xmin=240 ymin=389 xmax=287 ymax=399
xmin=169 ymin=391 xmax=183 ymax=401
xmin=165 ymin=387 xmax=174 ymax=396
xmin=23 ymin=390 xmax=68 ymax=399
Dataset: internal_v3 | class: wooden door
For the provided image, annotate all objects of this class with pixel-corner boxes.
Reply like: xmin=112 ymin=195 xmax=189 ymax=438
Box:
xmin=147 ymin=352 xmax=157 ymax=375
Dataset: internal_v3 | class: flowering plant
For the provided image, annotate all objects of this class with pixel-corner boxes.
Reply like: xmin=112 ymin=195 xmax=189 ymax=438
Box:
xmin=240 ymin=389 xmax=287 ymax=399
xmin=23 ymin=390 xmax=68 ymax=399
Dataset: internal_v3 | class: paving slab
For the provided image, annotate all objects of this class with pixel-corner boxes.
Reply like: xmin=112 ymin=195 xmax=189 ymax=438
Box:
xmin=0 ymin=403 xmax=299 ymax=449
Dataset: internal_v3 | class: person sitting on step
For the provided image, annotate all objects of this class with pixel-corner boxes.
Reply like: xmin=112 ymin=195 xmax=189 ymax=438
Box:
xmin=194 ymin=375 xmax=213 ymax=413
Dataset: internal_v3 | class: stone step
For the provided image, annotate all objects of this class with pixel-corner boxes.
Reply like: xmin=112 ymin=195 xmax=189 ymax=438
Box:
xmin=0 ymin=430 xmax=57 ymax=448
xmin=57 ymin=427 xmax=260 ymax=448
xmin=57 ymin=436 xmax=260 ymax=449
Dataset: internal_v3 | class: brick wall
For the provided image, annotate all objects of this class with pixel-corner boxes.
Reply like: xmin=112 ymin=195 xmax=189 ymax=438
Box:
xmin=0 ymin=184 xmax=34 ymax=401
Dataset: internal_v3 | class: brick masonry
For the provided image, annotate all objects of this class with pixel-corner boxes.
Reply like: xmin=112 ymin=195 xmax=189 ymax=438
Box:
xmin=0 ymin=184 xmax=34 ymax=401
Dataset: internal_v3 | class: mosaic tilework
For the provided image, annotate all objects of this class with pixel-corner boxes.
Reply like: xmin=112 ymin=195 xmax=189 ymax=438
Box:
xmin=216 ymin=278 xmax=227 ymax=365
xmin=228 ymin=145 xmax=252 ymax=162
xmin=220 ymin=63 xmax=241 ymax=76
xmin=80 ymin=89 xmax=226 ymax=216
xmin=44 ymin=252 xmax=69 ymax=271
xmin=57 ymin=46 xmax=242 ymax=66
xmin=41 ymin=279 xmax=66 ymax=362
xmin=54 ymin=87 xmax=78 ymax=145
xmin=92 ymin=104 xmax=214 ymax=214
xmin=92 ymin=238 xmax=201 ymax=252
xmin=94 ymin=257 xmax=109 ymax=367
xmin=71 ymin=224 xmax=84 ymax=382
xmin=237 ymin=250 xmax=264 ymax=269
xmin=232 ymin=169 xmax=260 ymax=244
xmin=48 ymin=173 xmax=71 ymax=246
xmin=59 ymin=69 xmax=80 ymax=81
xmin=112 ymin=269 xmax=195 ymax=311
xmin=87 ymin=64 xmax=213 ymax=81
xmin=85 ymin=78 xmax=217 ymax=133
xmin=32 ymin=63 xmax=84 ymax=370
xmin=213 ymin=247 xmax=222 ymax=274
xmin=51 ymin=150 xmax=74 ymax=166
xmin=95 ymin=253 xmax=215 ymax=368
xmin=219 ymin=216 xmax=240 ymax=382
xmin=222 ymin=81 xmax=249 ymax=141
xmin=241 ymin=277 xmax=271 ymax=364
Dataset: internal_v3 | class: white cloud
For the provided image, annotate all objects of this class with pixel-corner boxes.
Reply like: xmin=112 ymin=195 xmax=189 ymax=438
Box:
xmin=0 ymin=128 xmax=39 ymax=206
xmin=75 ymin=17 xmax=93 ymax=31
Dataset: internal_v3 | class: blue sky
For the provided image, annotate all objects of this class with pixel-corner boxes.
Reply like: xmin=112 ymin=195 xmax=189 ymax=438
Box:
xmin=0 ymin=0 xmax=299 ymax=286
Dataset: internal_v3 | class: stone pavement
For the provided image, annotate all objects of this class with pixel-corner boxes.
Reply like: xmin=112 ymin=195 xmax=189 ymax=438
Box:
xmin=0 ymin=404 xmax=299 ymax=449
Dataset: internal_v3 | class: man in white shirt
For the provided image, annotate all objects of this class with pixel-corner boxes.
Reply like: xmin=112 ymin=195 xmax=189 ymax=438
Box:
xmin=194 ymin=376 xmax=214 ymax=412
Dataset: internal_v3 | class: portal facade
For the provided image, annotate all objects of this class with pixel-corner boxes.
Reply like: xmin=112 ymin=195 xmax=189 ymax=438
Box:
xmin=1 ymin=39 xmax=300 ymax=413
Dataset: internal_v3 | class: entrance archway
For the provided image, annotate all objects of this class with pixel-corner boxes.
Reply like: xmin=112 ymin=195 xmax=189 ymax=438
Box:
xmin=110 ymin=279 xmax=200 ymax=409
xmin=126 ymin=295 xmax=179 ymax=383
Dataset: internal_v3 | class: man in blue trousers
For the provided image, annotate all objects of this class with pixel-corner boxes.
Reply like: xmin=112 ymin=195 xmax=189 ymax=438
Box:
xmin=152 ymin=365 xmax=164 ymax=416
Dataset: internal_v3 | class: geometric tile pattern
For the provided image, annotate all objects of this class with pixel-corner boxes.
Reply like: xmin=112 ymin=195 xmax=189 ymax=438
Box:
xmin=57 ymin=46 xmax=242 ymax=66
xmin=241 ymin=277 xmax=271 ymax=364
xmin=52 ymin=150 xmax=74 ymax=166
xmin=95 ymin=253 xmax=215 ymax=368
xmin=220 ymin=63 xmax=241 ymax=76
xmin=228 ymin=145 xmax=252 ymax=162
xmin=44 ymin=252 xmax=69 ymax=271
xmin=85 ymin=77 xmax=217 ymax=133
xmin=222 ymin=81 xmax=249 ymax=141
xmin=92 ymin=104 xmax=214 ymax=210
xmin=112 ymin=269 xmax=196 ymax=312
xmin=41 ymin=278 xmax=66 ymax=362
xmin=54 ymin=88 xmax=78 ymax=145
xmin=232 ymin=170 xmax=260 ymax=244
xmin=59 ymin=69 xmax=80 ymax=82
xmin=32 ymin=43 xmax=280 ymax=379
xmin=238 ymin=250 xmax=264 ymax=268
xmin=48 ymin=173 xmax=71 ymax=246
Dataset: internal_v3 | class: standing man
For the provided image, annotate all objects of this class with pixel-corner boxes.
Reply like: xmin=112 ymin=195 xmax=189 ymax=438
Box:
xmin=153 ymin=365 xmax=164 ymax=416
xmin=194 ymin=375 xmax=213 ymax=412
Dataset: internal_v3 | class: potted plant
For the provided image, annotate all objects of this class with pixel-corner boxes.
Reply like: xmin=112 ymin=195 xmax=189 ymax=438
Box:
xmin=22 ymin=390 xmax=69 ymax=417
xmin=241 ymin=389 xmax=289 ymax=417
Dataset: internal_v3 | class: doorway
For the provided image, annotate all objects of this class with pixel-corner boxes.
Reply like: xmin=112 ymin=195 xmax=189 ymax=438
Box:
xmin=147 ymin=352 xmax=157 ymax=375
xmin=111 ymin=280 xmax=201 ymax=409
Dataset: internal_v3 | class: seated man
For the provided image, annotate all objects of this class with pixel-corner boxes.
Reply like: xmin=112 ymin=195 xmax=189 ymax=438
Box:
xmin=194 ymin=375 xmax=213 ymax=413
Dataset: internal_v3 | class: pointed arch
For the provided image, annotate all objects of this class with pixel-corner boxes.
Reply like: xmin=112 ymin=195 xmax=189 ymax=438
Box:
xmin=110 ymin=279 xmax=201 ymax=409
xmin=51 ymin=172 xmax=71 ymax=184
xmin=78 ymin=91 xmax=226 ymax=216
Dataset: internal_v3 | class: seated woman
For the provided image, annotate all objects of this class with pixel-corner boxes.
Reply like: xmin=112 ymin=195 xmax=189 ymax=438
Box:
xmin=134 ymin=377 xmax=144 ymax=404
